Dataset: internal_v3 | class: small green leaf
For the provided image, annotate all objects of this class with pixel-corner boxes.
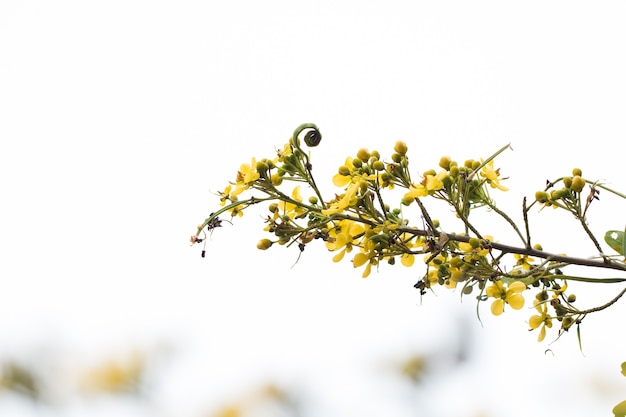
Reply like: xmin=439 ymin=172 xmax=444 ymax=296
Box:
xmin=613 ymin=400 xmax=626 ymax=417
xmin=605 ymin=230 xmax=626 ymax=256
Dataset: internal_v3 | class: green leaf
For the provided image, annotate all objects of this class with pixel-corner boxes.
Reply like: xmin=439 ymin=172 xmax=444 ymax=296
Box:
xmin=604 ymin=229 xmax=626 ymax=256
xmin=613 ymin=400 xmax=626 ymax=417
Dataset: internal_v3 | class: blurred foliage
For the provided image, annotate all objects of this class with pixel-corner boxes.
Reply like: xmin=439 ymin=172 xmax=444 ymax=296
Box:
xmin=0 ymin=361 xmax=40 ymax=400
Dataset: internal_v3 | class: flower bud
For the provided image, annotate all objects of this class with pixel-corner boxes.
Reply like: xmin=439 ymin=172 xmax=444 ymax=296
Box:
xmin=439 ymin=156 xmax=451 ymax=170
xmin=257 ymin=239 xmax=273 ymax=250
xmin=394 ymin=141 xmax=408 ymax=155
xmin=372 ymin=160 xmax=385 ymax=171
xmin=357 ymin=148 xmax=370 ymax=161
xmin=535 ymin=191 xmax=549 ymax=203
xmin=338 ymin=166 xmax=351 ymax=176
xmin=571 ymin=175 xmax=585 ymax=193
xmin=563 ymin=176 xmax=573 ymax=189
xmin=572 ymin=168 xmax=582 ymax=177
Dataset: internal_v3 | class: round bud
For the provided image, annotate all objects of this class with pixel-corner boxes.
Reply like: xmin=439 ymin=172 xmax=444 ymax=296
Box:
xmin=371 ymin=150 xmax=380 ymax=160
xmin=423 ymin=169 xmax=436 ymax=177
xmin=536 ymin=291 xmax=549 ymax=301
xmin=372 ymin=160 xmax=385 ymax=171
xmin=551 ymin=188 xmax=569 ymax=200
xmin=257 ymin=239 xmax=273 ymax=250
xmin=256 ymin=160 xmax=269 ymax=174
xmin=391 ymin=153 xmax=402 ymax=163
xmin=308 ymin=196 xmax=318 ymax=205
xmin=572 ymin=168 xmax=582 ymax=177
xmin=352 ymin=158 xmax=363 ymax=168
xmin=463 ymin=285 xmax=473 ymax=295
xmin=562 ymin=176 xmax=573 ymax=189
xmin=535 ymin=191 xmax=549 ymax=203
xmin=338 ymin=166 xmax=351 ymax=176
xmin=394 ymin=141 xmax=408 ymax=155
xmin=571 ymin=175 xmax=585 ymax=193
xmin=357 ymin=148 xmax=370 ymax=161
xmin=401 ymin=195 xmax=414 ymax=206
xmin=567 ymin=294 xmax=576 ymax=303
xmin=271 ymin=173 xmax=283 ymax=186
xmin=268 ymin=203 xmax=279 ymax=213
xmin=468 ymin=237 xmax=481 ymax=249
xmin=449 ymin=256 xmax=463 ymax=268
xmin=471 ymin=160 xmax=481 ymax=170
xmin=449 ymin=165 xmax=459 ymax=177
xmin=432 ymin=219 xmax=440 ymax=228
xmin=439 ymin=156 xmax=451 ymax=170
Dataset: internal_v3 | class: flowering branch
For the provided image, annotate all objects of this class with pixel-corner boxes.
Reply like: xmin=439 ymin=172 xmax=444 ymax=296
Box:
xmin=191 ymin=124 xmax=626 ymax=345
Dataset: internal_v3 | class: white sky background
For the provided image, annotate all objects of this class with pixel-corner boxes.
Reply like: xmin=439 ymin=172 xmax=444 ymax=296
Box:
xmin=2 ymin=1 xmax=626 ymax=416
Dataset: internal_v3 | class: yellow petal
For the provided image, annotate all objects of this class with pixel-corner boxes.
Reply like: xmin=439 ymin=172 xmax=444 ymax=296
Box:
xmin=537 ymin=325 xmax=547 ymax=342
xmin=508 ymin=281 xmax=527 ymax=293
xmin=353 ymin=253 xmax=369 ymax=267
xmin=508 ymin=293 xmax=525 ymax=310
xmin=491 ymin=299 xmax=504 ymax=316
xmin=332 ymin=249 xmax=346 ymax=262
xmin=400 ymin=254 xmax=415 ymax=267
xmin=529 ymin=315 xmax=543 ymax=330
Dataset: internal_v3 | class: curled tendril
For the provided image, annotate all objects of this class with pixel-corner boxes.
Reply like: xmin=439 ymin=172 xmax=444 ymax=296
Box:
xmin=293 ymin=123 xmax=322 ymax=148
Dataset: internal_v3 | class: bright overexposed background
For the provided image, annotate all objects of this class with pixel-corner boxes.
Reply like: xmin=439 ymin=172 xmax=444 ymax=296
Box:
xmin=2 ymin=1 xmax=626 ymax=416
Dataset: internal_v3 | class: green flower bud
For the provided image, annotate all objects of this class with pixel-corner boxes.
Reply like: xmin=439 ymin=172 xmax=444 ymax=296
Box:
xmin=372 ymin=160 xmax=385 ymax=171
xmin=567 ymin=294 xmax=576 ymax=303
xmin=308 ymin=196 xmax=318 ymax=205
xmin=401 ymin=195 xmax=414 ymax=206
xmin=468 ymin=237 xmax=481 ymax=249
xmin=391 ymin=153 xmax=402 ymax=163
xmin=563 ymin=176 xmax=573 ymax=189
xmin=257 ymin=239 xmax=273 ymax=250
xmin=352 ymin=158 xmax=363 ymax=168
xmin=535 ymin=191 xmax=549 ymax=203
xmin=338 ymin=165 xmax=351 ymax=176
xmin=268 ymin=203 xmax=279 ymax=213
xmin=572 ymin=168 xmax=582 ymax=177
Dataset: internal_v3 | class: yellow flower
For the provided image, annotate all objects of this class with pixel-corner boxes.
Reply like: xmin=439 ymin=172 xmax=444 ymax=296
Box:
xmin=325 ymin=219 xmax=366 ymax=262
xmin=278 ymin=186 xmax=305 ymax=219
xmin=237 ymin=157 xmax=260 ymax=185
xmin=529 ymin=300 xmax=553 ymax=342
xmin=403 ymin=170 xmax=448 ymax=201
xmin=485 ymin=280 xmax=526 ymax=316
xmin=481 ymin=159 xmax=508 ymax=191
xmin=353 ymin=238 xmax=377 ymax=278
xmin=514 ymin=253 xmax=534 ymax=270
xmin=404 ymin=184 xmax=427 ymax=200
xmin=332 ymin=157 xmax=355 ymax=187
xmin=323 ymin=175 xmax=372 ymax=215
